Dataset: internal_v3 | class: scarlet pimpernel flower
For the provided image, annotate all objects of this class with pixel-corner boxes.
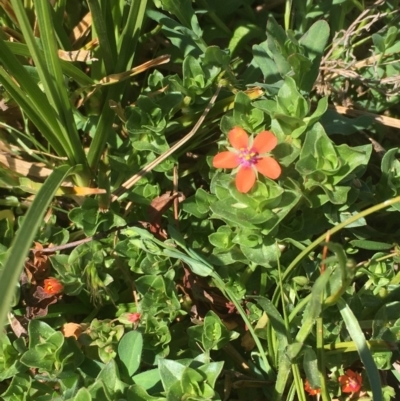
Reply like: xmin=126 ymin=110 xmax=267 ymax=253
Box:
xmin=304 ymin=379 xmax=321 ymax=396
xmin=213 ymin=127 xmax=281 ymax=193
xmin=338 ymin=369 xmax=362 ymax=393
xmin=43 ymin=277 xmax=64 ymax=295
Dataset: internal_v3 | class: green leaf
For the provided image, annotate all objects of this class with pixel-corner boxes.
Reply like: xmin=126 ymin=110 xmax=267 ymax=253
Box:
xmin=350 ymin=240 xmax=393 ymax=251
xmin=296 ymin=268 xmax=333 ymax=344
xmin=97 ymin=360 xmax=127 ymax=396
xmin=276 ymin=77 xmax=309 ymax=120
xmin=208 ymin=230 xmax=233 ymax=250
xmin=321 ymin=110 xmax=373 ymax=136
xmin=163 ymin=248 xmax=213 ymax=277
xmin=266 ymin=17 xmax=291 ymax=77
xmin=1 ymin=374 xmax=33 ymax=401
xmin=27 ymin=320 xmax=57 ymax=347
xmin=305 ymin=97 xmax=328 ymax=126
xmin=253 ymin=42 xmax=281 ymax=84
xmin=126 ymin=384 xmax=166 ymax=401
xmin=285 ymin=342 xmax=303 ymax=361
xmin=147 ymin=9 xmax=199 ymax=57
xmin=0 ymin=165 xmax=72 ymax=328
xmin=73 ymin=388 xmax=92 ymax=401
xmin=202 ymin=311 xmax=234 ymax=350
xmin=118 ymin=331 xmax=143 ymax=377
xmin=232 ymin=91 xmax=264 ymax=132
xmin=180 ymin=366 xmax=204 ymax=395
xmin=298 ymin=20 xmax=330 ymax=91
xmin=229 ymin=23 xmax=263 ymax=57
xmin=241 ymin=239 xmax=279 ymax=268
xmin=159 ymin=359 xmax=186 ymax=390
xmin=198 ymin=362 xmax=224 ymax=389
xmin=87 ymin=380 xmax=111 ymax=401
xmin=132 ymin=369 xmax=162 ymax=391
xmin=299 ymin=20 xmax=330 ymax=60
xmin=253 ymin=296 xmax=288 ymax=359
xmin=303 ymin=347 xmax=320 ymax=389
xmin=159 ymin=0 xmax=203 ymax=41
xmin=372 ymin=33 xmax=385 ymax=53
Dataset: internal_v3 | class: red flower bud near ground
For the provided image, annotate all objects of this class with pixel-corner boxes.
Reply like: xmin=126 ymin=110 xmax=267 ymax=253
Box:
xmin=43 ymin=277 xmax=64 ymax=295
xmin=304 ymin=379 xmax=321 ymax=396
xmin=213 ymin=127 xmax=281 ymax=193
xmin=338 ymin=369 xmax=362 ymax=393
xmin=128 ymin=312 xmax=141 ymax=323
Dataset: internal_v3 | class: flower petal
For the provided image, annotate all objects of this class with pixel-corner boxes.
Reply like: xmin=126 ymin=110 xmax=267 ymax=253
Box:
xmin=43 ymin=278 xmax=64 ymax=295
xmin=255 ymin=157 xmax=281 ymax=179
xmin=236 ymin=167 xmax=256 ymax=193
xmin=228 ymin=127 xmax=249 ymax=149
xmin=338 ymin=370 xmax=362 ymax=393
xmin=252 ymin=131 xmax=278 ymax=153
xmin=213 ymin=151 xmax=240 ymax=169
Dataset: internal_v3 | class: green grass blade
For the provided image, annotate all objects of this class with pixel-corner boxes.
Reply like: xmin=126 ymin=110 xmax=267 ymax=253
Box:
xmin=34 ymin=0 xmax=88 ymax=167
xmin=6 ymin=42 xmax=94 ymax=87
xmin=115 ymin=0 xmax=147 ymax=72
xmin=10 ymin=0 xmax=65 ymax=121
xmin=0 ymin=65 xmax=66 ymax=156
xmin=0 ymin=165 xmax=73 ymax=329
xmin=337 ymin=298 xmax=382 ymax=401
xmin=48 ymin=1 xmax=71 ymax=50
xmin=87 ymin=0 xmax=116 ymax=75
xmin=87 ymin=0 xmax=148 ymax=169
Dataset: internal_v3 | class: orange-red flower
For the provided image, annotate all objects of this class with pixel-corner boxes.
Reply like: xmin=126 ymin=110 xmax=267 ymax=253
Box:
xmin=43 ymin=277 xmax=64 ymax=295
xmin=213 ymin=127 xmax=281 ymax=193
xmin=304 ymin=379 xmax=321 ymax=396
xmin=338 ymin=369 xmax=362 ymax=393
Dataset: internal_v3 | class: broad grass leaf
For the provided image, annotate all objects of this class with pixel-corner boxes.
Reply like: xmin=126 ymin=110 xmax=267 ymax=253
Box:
xmin=338 ymin=298 xmax=382 ymax=401
xmin=303 ymin=347 xmax=320 ymax=389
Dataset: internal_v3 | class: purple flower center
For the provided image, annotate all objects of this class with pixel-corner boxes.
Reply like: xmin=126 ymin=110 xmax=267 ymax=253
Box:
xmin=238 ymin=147 xmax=259 ymax=168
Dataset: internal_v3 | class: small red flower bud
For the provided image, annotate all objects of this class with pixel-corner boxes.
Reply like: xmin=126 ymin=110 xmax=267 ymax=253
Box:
xmin=128 ymin=312 xmax=141 ymax=323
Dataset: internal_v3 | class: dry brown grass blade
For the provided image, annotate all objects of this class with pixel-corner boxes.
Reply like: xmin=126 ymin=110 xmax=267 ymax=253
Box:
xmin=0 ymin=153 xmax=56 ymax=182
xmin=97 ymin=55 xmax=171 ymax=86
xmin=0 ymin=152 xmax=106 ymax=196
xmin=111 ymin=85 xmax=223 ymax=201
xmin=75 ymin=55 xmax=171 ymax=107
xmin=58 ymin=49 xmax=97 ymax=63
xmin=330 ymin=104 xmax=400 ymax=129
xmin=70 ymin=11 xmax=92 ymax=46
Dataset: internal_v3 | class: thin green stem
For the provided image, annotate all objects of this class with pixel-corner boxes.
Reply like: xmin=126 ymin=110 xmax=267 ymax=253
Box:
xmin=272 ymin=195 xmax=400 ymax=305
xmin=213 ymin=275 xmax=272 ymax=377
xmin=284 ymin=0 xmax=293 ymax=31
xmin=324 ymin=339 xmax=395 ymax=354
xmin=317 ymin=318 xmax=330 ymax=401
xmin=288 ymin=293 xmax=311 ymax=322
xmin=293 ymin=364 xmax=306 ymax=401
xmin=349 ymin=0 xmax=364 ymax=12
